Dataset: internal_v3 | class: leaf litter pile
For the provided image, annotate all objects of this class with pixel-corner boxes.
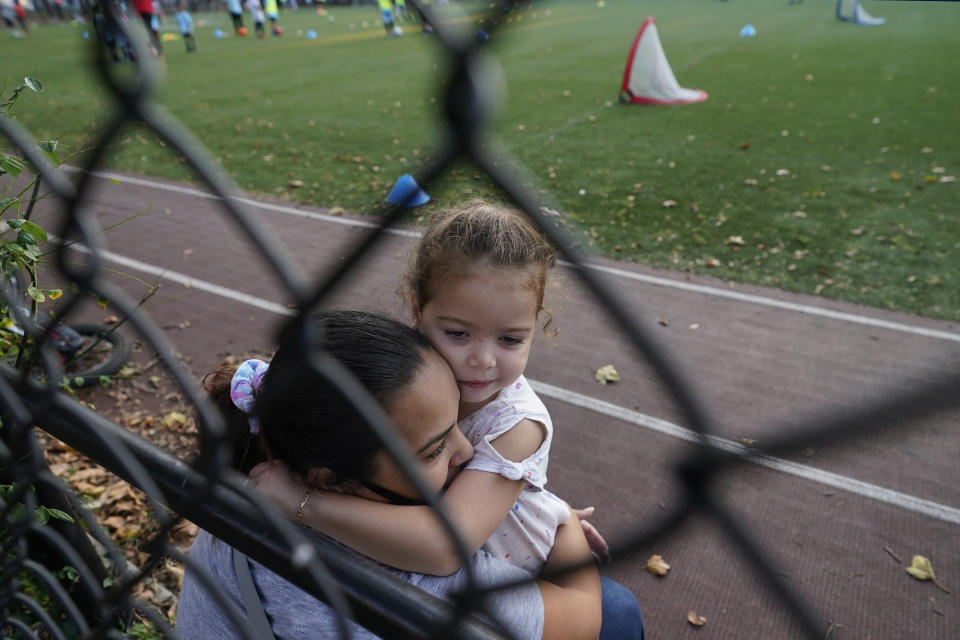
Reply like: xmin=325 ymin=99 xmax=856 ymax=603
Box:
xmin=35 ymin=336 xmax=214 ymax=623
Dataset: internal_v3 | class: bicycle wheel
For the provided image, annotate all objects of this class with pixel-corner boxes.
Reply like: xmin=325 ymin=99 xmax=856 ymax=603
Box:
xmin=61 ymin=324 xmax=131 ymax=387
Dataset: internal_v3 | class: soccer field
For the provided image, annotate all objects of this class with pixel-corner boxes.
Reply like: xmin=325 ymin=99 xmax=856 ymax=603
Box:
xmin=2 ymin=0 xmax=958 ymax=319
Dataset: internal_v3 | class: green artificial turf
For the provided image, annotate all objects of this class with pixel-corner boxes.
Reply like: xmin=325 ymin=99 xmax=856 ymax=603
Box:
xmin=2 ymin=0 xmax=958 ymax=319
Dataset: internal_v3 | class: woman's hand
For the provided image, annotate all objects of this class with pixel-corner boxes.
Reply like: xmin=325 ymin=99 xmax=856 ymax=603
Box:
xmin=571 ymin=506 xmax=611 ymax=567
xmin=249 ymin=459 xmax=307 ymax=517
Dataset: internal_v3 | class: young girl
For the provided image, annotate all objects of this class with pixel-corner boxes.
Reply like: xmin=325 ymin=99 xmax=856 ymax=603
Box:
xmin=256 ymin=200 xmax=602 ymax=576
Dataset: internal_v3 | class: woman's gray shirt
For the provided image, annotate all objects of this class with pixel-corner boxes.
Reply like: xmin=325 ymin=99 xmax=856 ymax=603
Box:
xmin=177 ymin=529 xmax=544 ymax=639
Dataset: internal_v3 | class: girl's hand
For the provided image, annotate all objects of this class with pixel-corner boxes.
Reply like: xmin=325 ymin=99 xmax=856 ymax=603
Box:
xmin=571 ymin=506 xmax=610 ymax=567
xmin=249 ymin=459 xmax=307 ymax=517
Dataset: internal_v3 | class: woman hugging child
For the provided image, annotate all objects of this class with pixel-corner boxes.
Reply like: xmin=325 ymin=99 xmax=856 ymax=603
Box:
xmin=255 ymin=200 xmax=643 ymax=637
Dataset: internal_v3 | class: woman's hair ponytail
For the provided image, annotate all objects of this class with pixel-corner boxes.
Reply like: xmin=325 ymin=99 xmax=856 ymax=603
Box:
xmin=202 ymin=310 xmax=433 ymax=485
xmin=202 ymin=366 xmax=270 ymax=474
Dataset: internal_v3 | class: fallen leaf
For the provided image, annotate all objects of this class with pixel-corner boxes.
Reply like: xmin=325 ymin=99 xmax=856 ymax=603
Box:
xmin=687 ymin=610 xmax=707 ymax=627
xmin=171 ymin=519 xmax=199 ymax=542
xmin=739 ymin=141 xmax=750 ymax=150
xmin=329 ymin=207 xmax=345 ymax=216
xmin=658 ymin=316 xmax=670 ymax=327
xmin=646 ymin=554 xmax=670 ymax=576
xmin=726 ymin=235 xmax=745 ymax=246
xmin=662 ymin=200 xmax=677 ymax=208
xmin=890 ymin=171 xmax=902 ymax=181
xmin=73 ymin=481 xmax=106 ymax=496
xmin=906 ymin=555 xmax=950 ymax=593
xmin=288 ymin=179 xmax=304 ymax=187
xmin=941 ymin=176 xmax=956 ymax=183
xmin=689 ymin=323 xmax=700 ymax=330
xmin=115 ymin=523 xmax=141 ymax=540
xmin=594 ymin=365 xmax=621 ymax=385
xmin=161 ymin=411 xmax=188 ymax=428
xmin=705 ymin=259 xmax=721 ymax=268
xmin=71 ymin=468 xmax=110 ymax=483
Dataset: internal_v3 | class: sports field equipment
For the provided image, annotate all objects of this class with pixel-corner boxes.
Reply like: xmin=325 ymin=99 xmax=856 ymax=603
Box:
xmin=836 ymin=0 xmax=886 ymax=26
xmin=386 ymin=174 xmax=430 ymax=207
xmin=620 ymin=16 xmax=707 ymax=105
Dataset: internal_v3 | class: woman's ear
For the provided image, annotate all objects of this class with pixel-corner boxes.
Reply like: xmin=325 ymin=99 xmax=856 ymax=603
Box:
xmin=306 ymin=467 xmax=352 ymax=493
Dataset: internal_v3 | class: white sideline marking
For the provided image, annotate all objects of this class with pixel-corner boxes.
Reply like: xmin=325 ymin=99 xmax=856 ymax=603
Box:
xmin=580 ymin=263 xmax=960 ymax=344
xmin=78 ymin=246 xmax=296 ymax=317
xmin=76 ymin=169 xmax=960 ymax=344
xmin=530 ymin=381 xmax=960 ymax=526
xmin=81 ymin=247 xmax=960 ymax=526
xmin=68 ymin=167 xmax=418 ymax=238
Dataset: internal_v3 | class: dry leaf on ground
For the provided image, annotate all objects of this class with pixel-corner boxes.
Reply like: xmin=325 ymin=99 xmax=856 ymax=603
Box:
xmin=161 ymin=411 xmax=189 ymax=428
xmin=687 ymin=610 xmax=707 ymax=627
xmin=646 ymin=554 xmax=670 ymax=576
xmin=594 ymin=365 xmax=621 ymax=385
xmin=906 ymin=554 xmax=950 ymax=593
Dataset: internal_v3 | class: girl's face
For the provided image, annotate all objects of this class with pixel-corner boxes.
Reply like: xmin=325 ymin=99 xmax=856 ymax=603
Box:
xmin=364 ymin=349 xmax=474 ymax=501
xmin=414 ymin=266 xmax=539 ymax=417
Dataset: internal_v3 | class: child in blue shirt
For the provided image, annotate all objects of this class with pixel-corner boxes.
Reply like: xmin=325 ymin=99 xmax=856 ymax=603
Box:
xmin=175 ymin=1 xmax=196 ymax=52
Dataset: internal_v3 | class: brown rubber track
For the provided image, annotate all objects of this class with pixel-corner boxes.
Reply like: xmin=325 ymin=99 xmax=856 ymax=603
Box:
xmin=35 ymin=170 xmax=960 ymax=639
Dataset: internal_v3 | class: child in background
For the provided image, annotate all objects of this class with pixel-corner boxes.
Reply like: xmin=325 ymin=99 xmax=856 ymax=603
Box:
xmin=377 ymin=0 xmax=399 ymax=37
xmin=263 ymin=0 xmax=281 ymax=34
xmin=225 ymin=0 xmax=245 ymax=34
xmin=175 ymin=0 xmax=195 ymax=51
xmin=255 ymin=200 xmax=610 ymax=577
xmin=13 ymin=0 xmax=28 ymax=35
xmin=132 ymin=0 xmax=162 ymax=54
xmin=244 ymin=0 xmax=265 ymax=38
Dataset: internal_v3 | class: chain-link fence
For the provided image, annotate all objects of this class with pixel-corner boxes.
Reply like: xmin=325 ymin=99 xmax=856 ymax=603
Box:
xmin=2 ymin=1 xmax=959 ymax=638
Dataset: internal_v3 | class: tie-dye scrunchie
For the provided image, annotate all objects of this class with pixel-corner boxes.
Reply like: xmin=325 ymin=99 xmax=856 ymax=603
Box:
xmin=230 ymin=359 xmax=270 ymax=434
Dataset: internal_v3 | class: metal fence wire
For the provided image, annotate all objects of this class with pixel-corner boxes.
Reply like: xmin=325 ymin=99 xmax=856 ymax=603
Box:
xmin=1 ymin=2 xmax=959 ymax=639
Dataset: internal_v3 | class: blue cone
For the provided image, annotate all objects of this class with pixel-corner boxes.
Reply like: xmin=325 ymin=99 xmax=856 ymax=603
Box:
xmin=306 ymin=29 xmax=317 ymax=39
xmin=739 ymin=24 xmax=756 ymax=37
xmin=386 ymin=174 xmax=430 ymax=207
xmin=214 ymin=28 xmax=225 ymax=38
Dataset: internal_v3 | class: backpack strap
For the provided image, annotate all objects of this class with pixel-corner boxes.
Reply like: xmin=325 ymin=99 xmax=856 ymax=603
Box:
xmin=233 ymin=548 xmax=278 ymax=640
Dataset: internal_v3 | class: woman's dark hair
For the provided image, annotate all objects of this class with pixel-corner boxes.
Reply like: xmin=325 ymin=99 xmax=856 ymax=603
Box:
xmin=203 ymin=310 xmax=433 ymax=486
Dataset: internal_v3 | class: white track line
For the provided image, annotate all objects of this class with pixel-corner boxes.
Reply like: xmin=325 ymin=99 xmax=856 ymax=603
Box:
xmin=75 ymin=168 xmax=417 ymax=238
xmin=77 ymin=169 xmax=960 ymax=344
xmin=530 ymin=381 xmax=960 ymax=526
xmin=82 ymin=247 xmax=960 ymax=526
xmin=581 ymin=263 xmax=960 ymax=344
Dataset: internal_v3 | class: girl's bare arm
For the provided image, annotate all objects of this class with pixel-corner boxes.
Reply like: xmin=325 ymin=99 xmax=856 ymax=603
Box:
xmin=252 ymin=419 xmax=544 ymax=575
xmin=539 ymin=507 xmax=602 ymax=640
